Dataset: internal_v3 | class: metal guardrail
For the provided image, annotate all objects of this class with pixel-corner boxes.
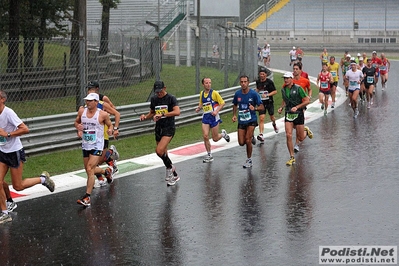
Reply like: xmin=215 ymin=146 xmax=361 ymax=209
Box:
xmin=21 ymin=83 xmax=253 ymax=156
xmin=244 ymin=0 xmax=280 ymax=27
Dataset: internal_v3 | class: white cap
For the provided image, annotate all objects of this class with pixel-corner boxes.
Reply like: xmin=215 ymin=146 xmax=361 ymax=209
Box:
xmin=346 ymin=54 xmax=351 ymax=58
xmin=267 ymin=44 xmax=270 ymax=47
xmin=293 ymin=46 xmax=296 ymax=49
xmin=372 ymin=51 xmax=377 ymax=54
xmin=84 ymin=92 xmax=99 ymax=101
xmin=359 ymin=57 xmax=364 ymax=61
xmin=350 ymin=61 xmax=357 ymax=65
xmin=357 ymin=53 xmax=361 ymax=56
xmin=350 ymin=57 xmax=355 ymax=61
xmin=283 ymin=72 xmax=293 ymax=78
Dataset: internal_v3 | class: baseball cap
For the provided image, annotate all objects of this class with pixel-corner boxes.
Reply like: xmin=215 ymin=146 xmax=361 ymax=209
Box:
xmin=372 ymin=51 xmax=377 ymax=54
xmin=87 ymin=81 xmax=99 ymax=88
xmin=153 ymin=81 xmax=165 ymax=92
xmin=357 ymin=53 xmax=361 ymax=56
xmin=259 ymin=67 xmax=268 ymax=74
xmin=283 ymin=72 xmax=293 ymax=78
xmin=293 ymin=46 xmax=296 ymax=49
xmin=84 ymin=92 xmax=99 ymax=101
xmin=359 ymin=57 xmax=364 ymax=61
xmin=267 ymin=44 xmax=270 ymax=47
xmin=346 ymin=54 xmax=351 ymax=58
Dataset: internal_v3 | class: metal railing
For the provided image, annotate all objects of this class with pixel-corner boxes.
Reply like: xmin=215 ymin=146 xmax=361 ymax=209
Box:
xmin=21 ymin=83 xmax=252 ymax=156
xmin=244 ymin=0 xmax=280 ymax=27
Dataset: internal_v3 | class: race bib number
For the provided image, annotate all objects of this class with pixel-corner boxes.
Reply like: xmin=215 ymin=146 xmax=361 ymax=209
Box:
xmin=155 ymin=105 xmax=168 ymax=118
xmin=259 ymin=91 xmax=269 ymax=100
xmin=291 ymin=55 xmax=297 ymax=60
xmin=202 ymin=102 xmax=213 ymax=113
xmin=345 ymin=66 xmax=349 ymax=72
xmin=367 ymin=76 xmax=374 ymax=83
xmin=83 ymin=130 xmax=96 ymax=144
xmin=380 ymin=66 xmax=387 ymax=71
xmin=238 ymin=110 xmax=251 ymax=122
xmin=0 ymin=136 xmax=6 ymax=146
xmin=331 ymin=71 xmax=337 ymax=77
xmin=286 ymin=113 xmax=298 ymax=121
xmin=349 ymin=81 xmax=358 ymax=87
xmin=320 ymin=81 xmax=328 ymax=89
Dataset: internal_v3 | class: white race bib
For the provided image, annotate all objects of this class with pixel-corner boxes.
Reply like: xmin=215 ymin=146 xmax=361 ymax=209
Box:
xmin=83 ymin=130 xmax=96 ymax=144
xmin=238 ymin=110 xmax=251 ymax=122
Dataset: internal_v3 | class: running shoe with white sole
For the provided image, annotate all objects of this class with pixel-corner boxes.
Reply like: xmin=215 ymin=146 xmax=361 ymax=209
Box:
xmin=203 ymin=155 xmax=214 ymax=163
xmin=221 ymin=129 xmax=230 ymax=142
xmin=41 ymin=171 xmax=55 ymax=192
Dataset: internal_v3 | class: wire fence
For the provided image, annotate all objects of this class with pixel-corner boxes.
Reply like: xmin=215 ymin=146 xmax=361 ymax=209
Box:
xmin=0 ymin=19 xmax=258 ymax=120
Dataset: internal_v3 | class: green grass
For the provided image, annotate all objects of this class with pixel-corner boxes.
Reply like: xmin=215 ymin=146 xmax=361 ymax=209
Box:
xmin=5 ymin=69 xmax=319 ymax=184
xmin=6 ymin=64 xmax=239 ymax=118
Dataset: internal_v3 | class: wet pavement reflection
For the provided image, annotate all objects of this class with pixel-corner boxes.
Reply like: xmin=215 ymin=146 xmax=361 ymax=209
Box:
xmin=1 ymin=55 xmax=398 ymax=265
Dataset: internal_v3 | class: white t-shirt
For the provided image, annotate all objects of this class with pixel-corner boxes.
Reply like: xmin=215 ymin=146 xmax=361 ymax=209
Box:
xmin=0 ymin=106 xmax=24 ymax=152
xmin=345 ymin=69 xmax=363 ymax=91
xmin=289 ymin=49 xmax=297 ymax=60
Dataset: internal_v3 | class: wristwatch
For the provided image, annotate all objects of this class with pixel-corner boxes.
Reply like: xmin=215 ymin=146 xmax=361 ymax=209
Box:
xmin=7 ymin=132 xmax=11 ymax=138
xmin=113 ymin=127 xmax=119 ymax=130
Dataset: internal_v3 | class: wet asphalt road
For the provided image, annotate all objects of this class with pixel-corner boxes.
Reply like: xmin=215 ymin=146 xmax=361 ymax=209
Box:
xmin=1 ymin=54 xmax=398 ymax=266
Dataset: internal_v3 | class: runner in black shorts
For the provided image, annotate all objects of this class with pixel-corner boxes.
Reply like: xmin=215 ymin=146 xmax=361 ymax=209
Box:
xmin=140 ymin=81 xmax=181 ymax=186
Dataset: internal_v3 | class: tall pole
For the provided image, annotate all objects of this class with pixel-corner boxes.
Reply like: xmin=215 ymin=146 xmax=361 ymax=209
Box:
xmin=195 ymin=0 xmax=201 ymax=93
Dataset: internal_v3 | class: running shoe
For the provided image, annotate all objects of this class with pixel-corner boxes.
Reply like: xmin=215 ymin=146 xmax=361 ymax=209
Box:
xmin=165 ymin=165 xmax=176 ymax=181
xmin=353 ymin=108 xmax=359 ymax=118
xmin=0 ymin=213 xmax=12 ymax=224
xmin=371 ymin=98 xmax=374 ymax=105
xmin=273 ymin=123 xmax=279 ymax=133
xmin=112 ymin=160 xmax=119 ymax=175
xmin=304 ymin=126 xmax=313 ymax=139
xmin=324 ymin=109 xmax=327 ymax=116
xmin=41 ymin=171 xmax=55 ymax=192
xmin=109 ymin=145 xmax=120 ymax=160
xmin=203 ymin=155 xmax=214 ymax=163
xmin=104 ymin=167 xmax=114 ymax=183
xmin=321 ymin=104 xmax=324 ymax=110
xmin=167 ymin=175 xmax=180 ymax=186
xmin=331 ymin=102 xmax=335 ymax=108
xmin=251 ymin=136 xmax=256 ymax=145
xmin=367 ymin=102 xmax=371 ymax=109
xmin=257 ymin=134 xmax=264 ymax=142
xmin=294 ymin=144 xmax=300 ymax=153
xmin=286 ymin=156 xmax=296 ymax=166
xmin=7 ymin=201 xmax=17 ymax=212
xmin=243 ymin=158 xmax=253 ymax=168
xmin=221 ymin=129 xmax=230 ymax=142
xmin=77 ymin=195 xmax=91 ymax=207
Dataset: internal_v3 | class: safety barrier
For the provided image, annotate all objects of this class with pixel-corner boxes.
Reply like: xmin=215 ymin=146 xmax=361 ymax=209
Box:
xmin=21 ymin=83 xmax=250 ymax=156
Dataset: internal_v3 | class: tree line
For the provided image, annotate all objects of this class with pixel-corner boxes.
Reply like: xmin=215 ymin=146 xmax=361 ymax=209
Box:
xmin=0 ymin=0 xmax=119 ymax=73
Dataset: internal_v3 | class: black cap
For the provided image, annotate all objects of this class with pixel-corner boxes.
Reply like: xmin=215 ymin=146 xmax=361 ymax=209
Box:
xmin=259 ymin=67 xmax=268 ymax=74
xmin=87 ymin=81 xmax=99 ymax=88
xmin=153 ymin=81 xmax=165 ymax=92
